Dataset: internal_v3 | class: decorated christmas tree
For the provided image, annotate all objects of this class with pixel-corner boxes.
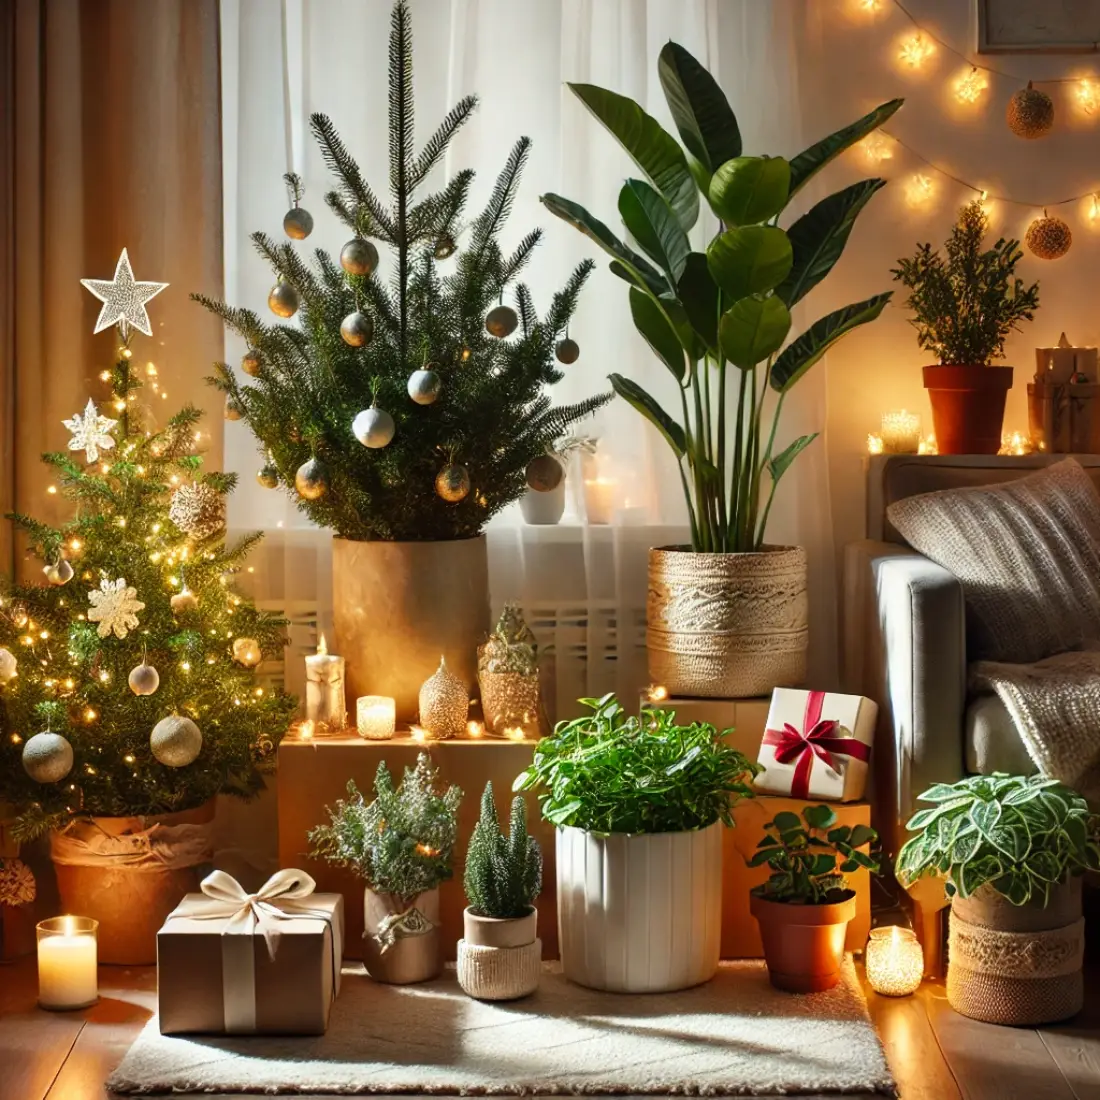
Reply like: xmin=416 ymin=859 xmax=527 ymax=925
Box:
xmin=196 ymin=0 xmax=609 ymax=542
xmin=0 ymin=249 xmax=296 ymax=840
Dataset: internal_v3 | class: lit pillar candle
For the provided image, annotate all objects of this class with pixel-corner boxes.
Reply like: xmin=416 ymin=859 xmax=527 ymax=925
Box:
xmin=356 ymin=695 xmax=396 ymax=740
xmin=305 ymin=633 xmax=345 ymax=729
xmin=37 ymin=916 xmax=98 ymax=1010
xmin=865 ymin=926 xmax=923 ymax=996
xmin=880 ymin=409 xmax=922 ymax=454
xmin=584 ymin=477 xmax=617 ymax=525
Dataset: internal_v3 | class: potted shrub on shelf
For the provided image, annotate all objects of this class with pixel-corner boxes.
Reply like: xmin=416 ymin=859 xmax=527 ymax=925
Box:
xmin=749 ymin=804 xmax=879 ymax=993
xmin=892 ymin=199 xmax=1041 ymax=455
xmin=458 ymin=782 xmax=543 ymax=1001
xmin=896 ymin=773 xmax=1099 ymax=1025
xmin=542 ymin=44 xmax=899 ymax=696
xmin=514 ymin=694 xmax=759 ymax=992
xmin=309 ymin=754 xmax=462 ymax=984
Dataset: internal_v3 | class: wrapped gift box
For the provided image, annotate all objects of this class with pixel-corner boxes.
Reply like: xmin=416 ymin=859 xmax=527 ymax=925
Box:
xmin=755 ymin=688 xmax=877 ymax=802
xmin=158 ymin=870 xmax=343 ymax=1035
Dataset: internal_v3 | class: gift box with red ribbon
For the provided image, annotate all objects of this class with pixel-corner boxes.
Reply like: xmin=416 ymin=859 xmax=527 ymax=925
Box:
xmin=754 ymin=688 xmax=877 ymax=803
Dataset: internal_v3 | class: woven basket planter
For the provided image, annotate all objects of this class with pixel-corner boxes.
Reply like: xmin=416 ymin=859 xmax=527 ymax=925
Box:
xmin=457 ymin=907 xmax=541 ymax=1000
xmin=647 ymin=546 xmax=808 ymax=699
xmin=947 ymin=879 xmax=1084 ymax=1025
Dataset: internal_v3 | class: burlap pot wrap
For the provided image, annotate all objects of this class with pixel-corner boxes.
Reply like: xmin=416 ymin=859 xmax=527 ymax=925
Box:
xmin=457 ymin=937 xmax=542 ymax=1001
xmin=646 ymin=546 xmax=808 ymax=698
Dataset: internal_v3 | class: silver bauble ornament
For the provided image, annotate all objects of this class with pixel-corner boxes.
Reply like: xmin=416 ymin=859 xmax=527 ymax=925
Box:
xmin=486 ymin=304 xmax=519 ymax=338
xmin=22 ymin=731 xmax=74 ymax=784
xmin=352 ymin=407 xmax=396 ymax=448
xmin=150 ymin=715 xmax=203 ymax=768
xmin=434 ymin=233 xmax=456 ymax=260
xmin=340 ymin=238 xmax=379 ymax=277
xmin=232 ymin=636 xmax=262 ymax=668
xmin=169 ymin=482 xmax=226 ymax=540
xmin=295 ymin=457 xmax=329 ymax=500
xmin=0 ymin=647 xmax=17 ymax=684
xmin=225 ymin=396 xmax=244 ymax=421
xmin=241 ymin=348 xmax=263 ymax=377
xmin=283 ymin=206 xmax=314 ymax=240
xmin=526 ymin=454 xmax=564 ymax=492
xmin=340 ymin=310 xmax=374 ymax=347
xmin=555 ymin=337 xmax=580 ymax=364
xmin=268 ymin=280 xmax=300 ymax=318
xmin=170 ymin=587 xmax=199 ymax=614
xmin=436 ymin=463 xmax=471 ymax=502
xmin=407 ymin=368 xmax=442 ymax=405
xmin=257 ymin=464 xmax=279 ymax=489
xmin=128 ymin=662 xmax=160 ymax=696
xmin=44 ymin=559 xmax=74 ymax=586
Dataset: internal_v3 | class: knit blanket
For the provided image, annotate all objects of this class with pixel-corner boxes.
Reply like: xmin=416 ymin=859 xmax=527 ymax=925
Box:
xmin=970 ymin=645 xmax=1100 ymax=802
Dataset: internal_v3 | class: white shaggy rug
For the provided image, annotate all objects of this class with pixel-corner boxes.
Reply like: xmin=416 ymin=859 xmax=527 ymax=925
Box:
xmin=107 ymin=960 xmax=895 ymax=1096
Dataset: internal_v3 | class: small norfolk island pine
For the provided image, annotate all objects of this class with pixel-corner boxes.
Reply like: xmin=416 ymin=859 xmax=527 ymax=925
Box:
xmin=464 ymin=782 xmax=542 ymax=919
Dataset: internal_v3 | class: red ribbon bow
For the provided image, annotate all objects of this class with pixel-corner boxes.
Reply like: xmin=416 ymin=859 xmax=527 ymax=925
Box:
xmin=762 ymin=690 xmax=870 ymax=800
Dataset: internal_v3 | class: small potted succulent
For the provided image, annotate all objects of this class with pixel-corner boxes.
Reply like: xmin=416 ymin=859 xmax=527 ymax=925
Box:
xmin=515 ymin=694 xmax=758 ymax=992
xmin=749 ymin=804 xmax=879 ymax=993
xmin=896 ymin=773 xmax=1099 ymax=1025
xmin=309 ymin=754 xmax=462 ymax=984
xmin=520 ymin=435 xmax=596 ymax=526
xmin=892 ymin=200 xmax=1040 ymax=454
xmin=458 ymin=782 xmax=543 ymax=1000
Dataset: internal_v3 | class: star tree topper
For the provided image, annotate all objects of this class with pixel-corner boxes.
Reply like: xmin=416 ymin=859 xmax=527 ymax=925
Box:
xmin=80 ymin=248 xmax=168 ymax=337
xmin=63 ymin=399 xmax=118 ymax=464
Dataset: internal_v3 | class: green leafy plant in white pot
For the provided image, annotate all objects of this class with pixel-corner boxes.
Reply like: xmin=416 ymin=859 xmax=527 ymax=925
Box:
xmin=514 ymin=694 xmax=759 ymax=992
xmin=542 ymin=44 xmax=899 ymax=697
xmin=896 ymin=773 xmax=1099 ymax=1025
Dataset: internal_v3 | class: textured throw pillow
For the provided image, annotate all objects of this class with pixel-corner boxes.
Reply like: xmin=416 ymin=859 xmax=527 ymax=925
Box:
xmin=886 ymin=458 xmax=1100 ymax=663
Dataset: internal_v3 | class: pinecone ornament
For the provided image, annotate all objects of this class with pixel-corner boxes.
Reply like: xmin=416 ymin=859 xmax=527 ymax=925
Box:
xmin=1006 ymin=82 xmax=1054 ymax=139
xmin=1026 ymin=213 xmax=1072 ymax=259
xmin=169 ymin=483 xmax=225 ymax=540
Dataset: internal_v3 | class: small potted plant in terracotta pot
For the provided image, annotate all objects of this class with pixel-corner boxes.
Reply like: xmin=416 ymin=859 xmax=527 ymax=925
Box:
xmin=892 ymin=199 xmax=1041 ymax=455
xmin=309 ymin=754 xmax=462 ymax=984
xmin=458 ymin=782 xmax=543 ymax=1000
xmin=749 ymin=804 xmax=879 ymax=993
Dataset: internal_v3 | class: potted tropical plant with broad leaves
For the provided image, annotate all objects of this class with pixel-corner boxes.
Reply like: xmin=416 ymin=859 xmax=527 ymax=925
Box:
xmin=458 ymin=782 xmax=543 ymax=1001
xmin=748 ymin=804 xmax=879 ymax=993
xmin=541 ymin=43 xmax=899 ymax=698
xmin=514 ymin=694 xmax=758 ymax=992
xmin=309 ymin=754 xmax=462 ymax=984
xmin=896 ymin=773 xmax=1098 ymax=1025
xmin=892 ymin=200 xmax=1040 ymax=455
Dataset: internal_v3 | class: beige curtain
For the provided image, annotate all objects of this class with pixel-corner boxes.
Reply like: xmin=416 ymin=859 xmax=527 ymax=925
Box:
xmin=0 ymin=0 xmax=223 ymax=579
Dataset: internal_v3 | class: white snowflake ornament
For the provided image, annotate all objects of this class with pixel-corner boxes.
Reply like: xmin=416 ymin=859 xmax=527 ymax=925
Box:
xmin=80 ymin=248 xmax=168 ymax=337
xmin=63 ymin=399 xmax=117 ymax=464
xmin=87 ymin=577 xmax=145 ymax=639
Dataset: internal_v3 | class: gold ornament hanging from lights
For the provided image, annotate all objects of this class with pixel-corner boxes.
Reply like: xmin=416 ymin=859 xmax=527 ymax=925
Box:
xmin=1026 ymin=211 xmax=1073 ymax=259
xmin=435 ymin=462 xmax=470 ymax=502
xmin=1006 ymin=82 xmax=1055 ymax=139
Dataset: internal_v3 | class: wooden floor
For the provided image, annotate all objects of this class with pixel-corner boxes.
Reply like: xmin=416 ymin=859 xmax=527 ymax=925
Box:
xmin=2 ymin=955 xmax=1099 ymax=1100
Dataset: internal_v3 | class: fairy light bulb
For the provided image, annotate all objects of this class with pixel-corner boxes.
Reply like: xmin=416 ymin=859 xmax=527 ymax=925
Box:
xmin=905 ymin=173 xmax=935 ymax=207
xmin=1077 ymin=78 xmax=1099 ymax=115
xmin=954 ymin=66 xmax=987 ymax=104
xmin=861 ymin=132 xmax=894 ymax=165
xmin=898 ymin=33 xmax=934 ymax=68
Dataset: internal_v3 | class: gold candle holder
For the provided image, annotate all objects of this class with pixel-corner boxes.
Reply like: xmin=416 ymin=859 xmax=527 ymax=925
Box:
xmin=357 ymin=695 xmax=396 ymax=740
xmin=865 ymin=926 xmax=923 ymax=996
xmin=880 ymin=409 xmax=922 ymax=454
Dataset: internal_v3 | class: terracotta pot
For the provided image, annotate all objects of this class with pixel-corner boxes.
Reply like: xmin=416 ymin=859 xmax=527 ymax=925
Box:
xmin=647 ymin=545 xmax=807 ymax=699
xmin=332 ymin=536 xmax=490 ymax=723
xmin=557 ymin=822 xmax=722 ymax=992
xmin=457 ymin=906 xmax=541 ymax=1000
xmin=750 ymin=891 xmax=857 ymax=993
xmin=520 ymin=484 xmax=566 ymax=525
xmin=923 ymin=364 xmax=1013 ymax=455
xmin=362 ymin=887 xmax=441 ymax=984
xmin=51 ymin=801 xmax=215 ymax=965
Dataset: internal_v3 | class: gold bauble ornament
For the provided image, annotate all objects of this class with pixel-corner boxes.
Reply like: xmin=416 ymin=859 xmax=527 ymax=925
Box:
xmin=340 ymin=310 xmax=374 ymax=347
xmin=433 ymin=233 xmax=456 ymax=260
xmin=525 ymin=454 xmax=564 ymax=492
xmin=22 ymin=731 xmax=74 ymax=784
xmin=1006 ymin=82 xmax=1054 ymax=139
xmin=435 ymin=463 xmax=470 ymax=502
xmin=340 ymin=238 xmax=379 ymax=277
xmin=0 ymin=647 xmax=16 ymax=684
xmin=418 ymin=656 xmax=469 ymax=739
xmin=256 ymin=464 xmax=279 ymax=489
xmin=295 ymin=457 xmax=329 ymax=500
xmin=283 ymin=206 xmax=314 ymax=240
xmin=170 ymin=587 xmax=199 ymax=614
xmin=169 ymin=482 xmax=226 ymax=540
xmin=268 ymin=280 xmax=300 ymax=318
xmin=241 ymin=348 xmax=263 ymax=376
xmin=150 ymin=715 xmax=203 ymax=767
xmin=1026 ymin=213 xmax=1072 ymax=259
xmin=224 ymin=396 xmax=244 ymax=421
xmin=44 ymin=559 xmax=74 ymax=586
xmin=128 ymin=662 xmax=160 ymax=696
xmin=486 ymin=304 xmax=519 ymax=338
xmin=232 ymin=636 xmax=262 ymax=668
xmin=555 ymin=337 xmax=580 ymax=364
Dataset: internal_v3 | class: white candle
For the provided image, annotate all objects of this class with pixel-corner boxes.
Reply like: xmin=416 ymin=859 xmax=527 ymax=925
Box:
xmin=356 ymin=695 xmax=396 ymax=740
xmin=305 ymin=632 xmax=345 ymax=729
xmin=880 ymin=409 xmax=922 ymax=454
xmin=584 ymin=477 xmax=617 ymax=525
xmin=865 ymin=926 xmax=923 ymax=997
xmin=37 ymin=916 xmax=98 ymax=1010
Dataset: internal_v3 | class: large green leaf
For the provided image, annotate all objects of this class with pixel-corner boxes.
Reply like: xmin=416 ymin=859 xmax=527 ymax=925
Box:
xmin=629 ymin=287 xmax=686 ymax=382
xmin=608 ymin=373 xmax=686 ymax=456
xmin=768 ymin=433 xmax=818 ymax=484
xmin=707 ymin=226 xmax=793 ymax=301
xmin=708 ymin=157 xmax=791 ymax=227
xmin=776 ymin=179 xmax=886 ymax=307
xmin=677 ymin=252 xmax=720 ymax=353
xmin=568 ymin=82 xmax=699 ymax=230
xmin=618 ymin=179 xmax=690 ymax=283
xmin=657 ymin=42 xmax=741 ymax=178
xmin=788 ymin=98 xmax=904 ymax=196
xmin=610 ymin=261 xmax=705 ymax=361
xmin=770 ymin=292 xmax=891 ymax=393
xmin=718 ymin=296 xmax=791 ymax=369
xmin=971 ymin=798 xmax=1003 ymax=840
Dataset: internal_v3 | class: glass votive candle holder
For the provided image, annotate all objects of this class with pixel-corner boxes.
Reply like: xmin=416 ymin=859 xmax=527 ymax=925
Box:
xmin=865 ymin=925 xmax=923 ymax=996
xmin=356 ymin=695 xmax=396 ymax=740
xmin=880 ymin=409 xmax=922 ymax=454
xmin=37 ymin=915 xmax=99 ymax=1010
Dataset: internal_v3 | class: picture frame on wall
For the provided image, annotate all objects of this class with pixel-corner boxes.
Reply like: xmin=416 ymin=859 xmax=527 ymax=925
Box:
xmin=976 ymin=0 xmax=1100 ymax=53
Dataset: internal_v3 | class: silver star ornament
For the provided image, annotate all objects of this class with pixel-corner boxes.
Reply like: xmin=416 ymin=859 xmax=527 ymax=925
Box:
xmin=63 ymin=399 xmax=118 ymax=464
xmin=80 ymin=248 xmax=168 ymax=337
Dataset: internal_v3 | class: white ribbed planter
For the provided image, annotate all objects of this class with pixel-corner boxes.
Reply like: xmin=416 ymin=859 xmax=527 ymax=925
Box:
xmin=556 ymin=822 xmax=723 ymax=993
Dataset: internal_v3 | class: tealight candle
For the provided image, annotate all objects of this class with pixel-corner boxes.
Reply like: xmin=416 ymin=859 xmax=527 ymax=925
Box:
xmin=356 ymin=695 xmax=396 ymax=740
xmin=880 ymin=410 xmax=922 ymax=454
xmin=865 ymin=925 xmax=923 ymax=997
xmin=305 ymin=633 xmax=345 ymax=729
xmin=37 ymin=916 xmax=98 ymax=1010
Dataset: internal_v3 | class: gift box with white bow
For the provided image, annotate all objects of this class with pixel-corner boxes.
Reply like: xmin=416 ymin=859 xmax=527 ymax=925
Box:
xmin=157 ymin=868 xmax=344 ymax=1035
xmin=754 ymin=688 xmax=877 ymax=803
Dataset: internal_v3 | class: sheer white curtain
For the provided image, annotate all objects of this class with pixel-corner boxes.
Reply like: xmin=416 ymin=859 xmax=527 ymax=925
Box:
xmin=219 ymin=0 xmax=837 ymax=717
